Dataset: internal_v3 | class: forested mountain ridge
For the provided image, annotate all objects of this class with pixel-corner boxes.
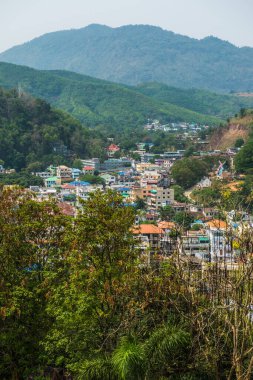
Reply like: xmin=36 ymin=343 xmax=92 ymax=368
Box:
xmin=1 ymin=24 xmax=253 ymax=92
xmin=0 ymin=62 xmax=221 ymax=128
xmin=0 ymin=87 xmax=95 ymax=170
xmin=136 ymin=82 xmax=253 ymax=119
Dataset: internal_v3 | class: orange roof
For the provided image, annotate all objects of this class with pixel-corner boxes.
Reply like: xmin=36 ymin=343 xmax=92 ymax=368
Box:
xmin=206 ymin=219 xmax=227 ymax=229
xmin=132 ymin=224 xmax=164 ymax=235
xmin=107 ymin=144 xmax=120 ymax=151
xmin=158 ymin=221 xmax=175 ymax=230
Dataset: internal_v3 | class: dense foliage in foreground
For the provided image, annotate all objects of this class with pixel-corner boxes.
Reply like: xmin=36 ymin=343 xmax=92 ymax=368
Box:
xmin=1 ymin=189 xmax=253 ymax=379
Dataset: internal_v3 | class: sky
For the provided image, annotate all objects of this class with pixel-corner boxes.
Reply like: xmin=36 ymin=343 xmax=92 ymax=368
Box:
xmin=1 ymin=0 xmax=253 ymax=53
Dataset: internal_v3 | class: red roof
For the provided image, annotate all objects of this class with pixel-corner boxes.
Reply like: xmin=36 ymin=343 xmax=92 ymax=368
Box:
xmin=107 ymin=144 xmax=120 ymax=151
xmin=83 ymin=166 xmax=94 ymax=170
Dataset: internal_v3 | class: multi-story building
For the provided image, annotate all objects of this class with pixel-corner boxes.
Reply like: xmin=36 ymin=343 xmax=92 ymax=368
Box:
xmin=180 ymin=232 xmax=210 ymax=261
xmin=56 ymin=165 xmax=72 ymax=179
xmin=205 ymin=219 xmax=233 ymax=262
xmin=147 ymin=187 xmax=174 ymax=210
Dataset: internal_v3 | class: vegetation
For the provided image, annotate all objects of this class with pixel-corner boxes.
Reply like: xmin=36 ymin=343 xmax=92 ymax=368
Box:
xmin=0 ymin=62 xmax=221 ymax=133
xmin=136 ymin=82 xmax=253 ymax=119
xmin=171 ymin=157 xmax=209 ymax=189
xmin=1 ymin=188 xmax=253 ymax=379
xmin=1 ymin=24 xmax=253 ymax=92
xmin=0 ymin=87 xmax=104 ymax=170
xmin=0 ymin=172 xmax=43 ymax=187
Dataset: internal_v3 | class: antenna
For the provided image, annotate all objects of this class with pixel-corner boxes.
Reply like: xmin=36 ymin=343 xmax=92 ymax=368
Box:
xmin=17 ymin=83 xmax=23 ymax=98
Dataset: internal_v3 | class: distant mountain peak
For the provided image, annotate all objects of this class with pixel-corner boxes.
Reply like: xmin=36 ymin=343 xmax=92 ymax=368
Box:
xmin=0 ymin=24 xmax=252 ymax=92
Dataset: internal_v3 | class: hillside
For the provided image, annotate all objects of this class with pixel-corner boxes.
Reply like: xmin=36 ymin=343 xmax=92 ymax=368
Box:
xmin=1 ymin=24 xmax=253 ymax=92
xmin=136 ymin=83 xmax=253 ymax=119
xmin=0 ymin=87 xmax=95 ymax=170
xmin=0 ymin=62 xmax=220 ymax=128
xmin=208 ymin=113 xmax=253 ymax=150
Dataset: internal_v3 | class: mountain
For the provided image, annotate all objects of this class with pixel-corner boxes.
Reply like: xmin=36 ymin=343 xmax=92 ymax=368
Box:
xmin=135 ymin=83 xmax=253 ymax=119
xmin=1 ymin=24 xmax=253 ymax=92
xmin=0 ymin=86 xmax=93 ymax=170
xmin=0 ymin=62 xmax=221 ymax=129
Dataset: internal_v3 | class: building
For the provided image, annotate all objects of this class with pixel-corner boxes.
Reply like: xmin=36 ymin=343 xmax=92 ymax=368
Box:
xmin=81 ymin=158 xmax=100 ymax=171
xmin=56 ymin=165 xmax=72 ymax=179
xmin=180 ymin=232 xmax=210 ymax=261
xmin=45 ymin=177 xmax=61 ymax=188
xmin=147 ymin=187 xmax=174 ymax=210
xmin=107 ymin=144 xmax=120 ymax=157
xmin=132 ymin=224 xmax=164 ymax=253
xmin=205 ymin=219 xmax=233 ymax=262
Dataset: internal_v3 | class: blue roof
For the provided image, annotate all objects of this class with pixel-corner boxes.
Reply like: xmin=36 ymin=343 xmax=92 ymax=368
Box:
xmin=118 ymin=187 xmax=130 ymax=192
xmin=69 ymin=181 xmax=90 ymax=186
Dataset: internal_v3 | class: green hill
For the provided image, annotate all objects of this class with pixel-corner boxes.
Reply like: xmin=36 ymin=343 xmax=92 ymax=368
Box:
xmin=0 ymin=62 xmax=221 ymax=129
xmin=0 ymin=87 xmax=94 ymax=170
xmin=135 ymin=83 xmax=253 ymax=119
xmin=1 ymin=24 xmax=253 ymax=92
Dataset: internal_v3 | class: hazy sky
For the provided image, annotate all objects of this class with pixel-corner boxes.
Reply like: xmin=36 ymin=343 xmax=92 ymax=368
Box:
xmin=1 ymin=0 xmax=253 ymax=53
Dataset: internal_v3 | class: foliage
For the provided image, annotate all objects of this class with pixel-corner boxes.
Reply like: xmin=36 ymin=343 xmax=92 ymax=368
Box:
xmin=0 ymin=172 xmax=43 ymax=187
xmin=2 ymin=188 xmax=253 ymax=378
xmin=235 ymin=139 xmax=253 ymax=173
xmin=1 ymin=25 xmax=253 ymax=92
xmin=234 ymin=138 xmax=244 ymax=148
xmin=159 ymin=205 xmax=175 ymax=221
xmin=172 ymin=185 xmax=189 ymax=203
xmin=0 ymin=87 xmax=97 ymax=170
xmin=173 ymin=212 xmax=195 ymax=230
xmin=171 ymin=158 xmax=209 ymax=189
xmin=0 ymin=62 xmax=220 ymax=136
xmin=79 ymin=173 xmax=105 ymax=184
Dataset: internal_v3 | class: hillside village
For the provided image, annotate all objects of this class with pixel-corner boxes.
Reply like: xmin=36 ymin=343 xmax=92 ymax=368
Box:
xmin=1 ymin=133 xmax=250 ymax=268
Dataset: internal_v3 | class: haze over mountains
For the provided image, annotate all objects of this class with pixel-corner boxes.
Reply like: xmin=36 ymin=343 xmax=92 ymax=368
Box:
xmin=1 ymin=24 xmax=253 ymax=93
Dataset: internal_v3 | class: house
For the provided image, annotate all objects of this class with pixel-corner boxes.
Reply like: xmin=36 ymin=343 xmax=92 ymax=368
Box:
xmin=81 ymin=158 xmax=100 ymax=171
xmin=45 ymin=177 xmax=61 ymax=188
xmin=132 ymin=224 xmax=164 ymax=253
xmin=205 ymin=219 xmax=232 ymax=262
xmin=180 ymin=231 xmax=210 ymax=262
xmin=72 ymin=168 xmax=82 ymax=179
xmin=82 ymin=166 xmax=94 ymax=174
xmin=100 ymin=173 xmax=116 ymax=185
xmin=107 ymin=144 xmax=120 ymax=157
xmin=56 ymin=165 xmax=72 ymax=179
xmin=147 ymin=187 xmax=174 ymax=210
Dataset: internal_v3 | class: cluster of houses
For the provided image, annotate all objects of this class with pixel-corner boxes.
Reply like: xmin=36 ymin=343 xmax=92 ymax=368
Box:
xmin=1 ymin=138 xmax=248 ymax=267
xmin=143 ymin=119 xmax=208 ymax=133
xmin=25 ymin=149 xmax=250 ymax=267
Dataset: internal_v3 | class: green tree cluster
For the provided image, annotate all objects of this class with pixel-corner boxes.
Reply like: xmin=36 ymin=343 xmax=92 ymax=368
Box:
xmin=171 ymin=157 xmax=209 ymax=189
xmin=1 ymin=189 xmax=253 ymax=379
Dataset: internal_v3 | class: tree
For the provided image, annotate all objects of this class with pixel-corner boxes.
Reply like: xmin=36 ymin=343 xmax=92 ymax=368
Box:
xmin=171 ymin=158 xmax=209 ymax=189
xmin=159 ymin=205 xmax=175 ymax=221
xmin=0 ymin=188 xmax=68 ymax=378
xmin=72 ymin=158 xmax=83 ymax=170
xmin=173 ymin=211 xmax=194 ymax=230
xmin=235 ymin=139 xmax=253 ymax=173
xmin=234 ymin=138 xmax=244 ymax=148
